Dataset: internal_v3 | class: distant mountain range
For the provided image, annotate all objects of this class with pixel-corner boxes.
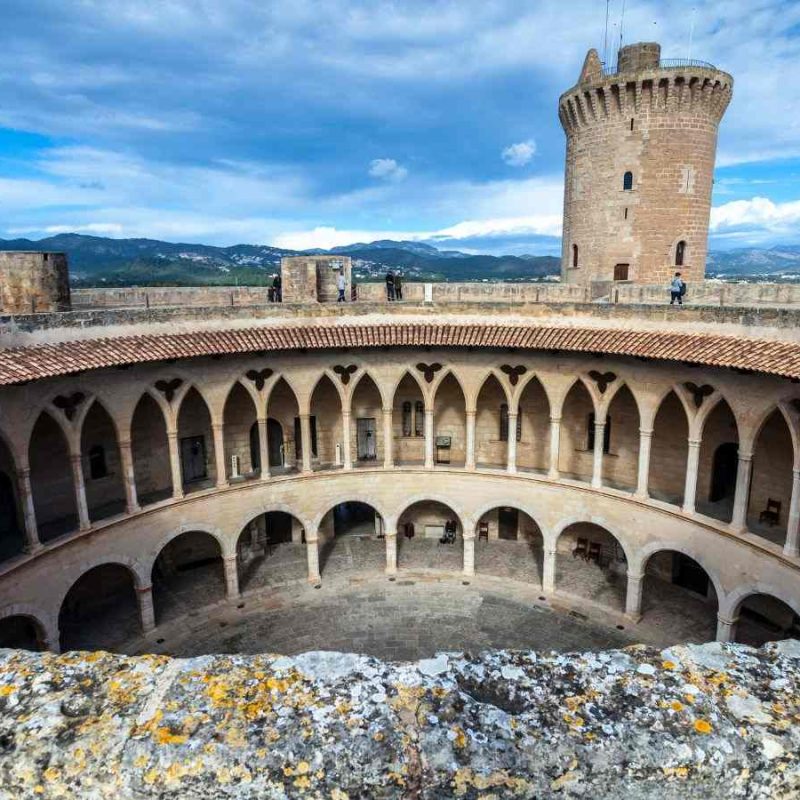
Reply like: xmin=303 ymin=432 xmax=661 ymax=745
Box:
xmin=0 ymin=233 xmax=798 ymax=285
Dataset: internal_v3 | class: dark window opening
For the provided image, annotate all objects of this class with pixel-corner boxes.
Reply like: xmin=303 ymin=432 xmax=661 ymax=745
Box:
xmin=88 ymin=445 xmax=108 ymax=480
xmin=402 ymin=402 xmax=412 ymax=437
xmin=613 ymin=263 xmax=629 ymax=281
xmin=624 ymin=207 xmax=629 ymax=220
xmin=675 ymin=240 xmax=686 ymax=267
xmin=623 ymin=171 xmax=633 ymax=191
xmin=587 ymin=413 xmax=611 ymax=454
xmin=414 ymin=401 xmax=424 ymax=437
xmin=180 ymin=436 xmax=207 ymax=483
xmin=630 ymin=117 xmax=634 ymax=131
xmin=572 ymin=244 xmax=579 ymax=268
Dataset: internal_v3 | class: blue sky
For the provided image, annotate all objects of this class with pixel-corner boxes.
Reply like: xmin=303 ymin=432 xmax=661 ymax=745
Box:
xmin=0 ymin=0 xmax=799 ymax=254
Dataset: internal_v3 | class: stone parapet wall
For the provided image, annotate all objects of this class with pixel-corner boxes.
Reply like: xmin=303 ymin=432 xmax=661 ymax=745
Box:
xmin=72 ymin=286 xmax=275 ymax=309
xmin=355 ymin=281 xmax=590 ymax=304
xmin=0 ymin=642 xmax=798 ymax=797
xmin=612 ymin=282 xmax=800 ymax=306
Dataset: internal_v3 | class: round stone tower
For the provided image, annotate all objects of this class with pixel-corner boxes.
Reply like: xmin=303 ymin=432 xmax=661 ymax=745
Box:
xmin=0 ymin=252 xmax=71 ymax=314
xmin=558 ymin=42 xmax=733 ymax=287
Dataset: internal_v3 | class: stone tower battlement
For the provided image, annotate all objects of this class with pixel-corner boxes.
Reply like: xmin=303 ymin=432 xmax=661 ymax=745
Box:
xmin=0 ymin=251 xmax=71 ymax=314
xmin=559 ymin=42 xmax=733 ymax=287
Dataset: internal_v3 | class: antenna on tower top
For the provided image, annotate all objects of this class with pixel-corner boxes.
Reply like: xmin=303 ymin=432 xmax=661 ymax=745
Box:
xmin=619 ymin=0 xmax=627 ymax=48
xmin=603 ymin=0 xmax=611 ymax=67
xmin=688 ymin=6 xmax=697 ymax=60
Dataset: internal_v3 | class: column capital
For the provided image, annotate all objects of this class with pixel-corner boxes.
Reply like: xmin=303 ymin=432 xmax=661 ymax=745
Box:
xmin=792 ymin=468 xmax=800 ymax=479
xmin=382 ymin=407 xmax=393 ymax=415
xmin=738 ymin=452 xmax=753 ymax=463
xmin=118 ymin=438 xmax=132 ymax=449
xmin=341 ymin=409 xmax=351 ymax=417
xmin=212 ymin=421 xmax=225 ymax=431
xmin=69 ymin=452 xmax=83 ymax=464
xmin=687 ymin=438 xmax=702 ymax=448
xmin=136 ymin=584 xmax=154 ymax=594
xmin=638 ymin=428 xmax=654 ymax=439
xmin=305 ymin=536 xmax=319 ymax=546
xmin=465 ymin=408 xmax=477 ymax=418
xmin=716 ymin=613 xmax=739 ymax=626
xmin=385 ymin=529 xmax=398 ymax=539
xmin=550 ymin=416 xmax=562 ymax=425
xmin=462 ymin=532 xmax=476 ymax=542
xmin=223 ymin=554 xmax=238 ymax=564
xmin=626 ymin=571 xmax=644 ymax=583
xmin=594 ymin=419 xmax=606 ymax=429
xmin=17 ymin=467 xmax=31 ymax=480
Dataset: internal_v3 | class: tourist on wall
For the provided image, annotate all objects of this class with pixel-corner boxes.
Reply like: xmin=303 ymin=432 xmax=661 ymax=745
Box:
xmin=669 ymin=272 xmax=686 ymax=306
xmin=385 ymin=271 xmax=395 ymax=301
xmin=337 ymin=269 xmax=347 ymax=302
xmin=272 ymin=274 xmax=282 ymax=302
xmin=394 ymin=272 xmax=403 ymax=300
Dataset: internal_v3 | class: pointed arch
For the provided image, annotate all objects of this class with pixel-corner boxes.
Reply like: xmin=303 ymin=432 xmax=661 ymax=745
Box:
xmin=0 ymin=435 xmax=24 ymax=562
xmin=648 ymin=390 xmax=689 ymax=505
xmin=602 ymin=383 xmax=640 ymax=492
xmin=29 ymin=411 xmax=77 ymax=543
xmin=433 ymin=372 xmax=466 ymax=467
xmin=131 ymin=392 xmax=172 ymax=505
xmin=697 ymin=397 xmax=739 ymax=522
xmin=176 ymin=386 xmax=216 ymax=490
xmin=308 ymin=373 xmax=342 ymax=469
xmin=392 ymin=371 xmax=426 ymax=466
xmin=350 ymin=372 xmax=383 ymax=465
xmin=223 ymin=380 xmax=261 ymax=480
xmin=80 ymin=400 xmax=126 ymax=522
xmin=516 ymin=374 xmax=551 ymax=474
xmin=475 ymin=373 xmax=511 ymax=468
xmin=558 ymin=379 xmax=597 ymax=482
xmin=266 ymin=376 xmax=300 ymax=471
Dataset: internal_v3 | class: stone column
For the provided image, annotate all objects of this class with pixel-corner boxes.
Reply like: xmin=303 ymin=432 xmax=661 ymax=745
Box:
xmin=385 ymin=529 xmax=397 ymax=575
xmin=299 ymin=413 xmax=313 ymax=474
xmin=635 ymin=428 xmax=653 ymax=499
xmin=784 ymin=468 xmax=800 ymax=558
xmin=382 ymin=408 xmax=394 ymax=469
xmin=465 ymin=409 xmax=477 ymax=471
xmin=167 ymin=430 xmax=184 ymax=499
xmin=591 ymin=420 xmax=606 ymax=488
xmin=257 ymin=417 xmax=270 ymax=480
xmin=731 ymin=453 xmax=753 ymax=532
xmin=306 ymin=538 xmax=321 ymax=583
xmin=16 ymin=467 xmax=40 ymax=552
xmin=462 ymin=535 xmax=475 ymax=577
xmin=548 ymin=417 xmax=561 ymax=478
xmin=542 ymin=545 xmax=557 ymax=593
xmin=137 ymin=585 xmax=156 ymax=633
xmin=223 ymin=555 xmax=240 ymax=599
xmin=424 ymin=409 xmax=435 ymax=469
xmin=70 ymin=453 xmax=90 ymax=531
xmin=682 ymin=438 xmax=701 ymax=514
xmin=507 ymin=412 xmax=518 ymax=474
xmin=341 ymin=410 xmax=353 ymax=470
xmin=117 ymin=439 xmax=140 ymax=514
xmin=716 ymin=614 xmax=738 ymax=643
xmin=625 ymin=571 xmax=644 ymax=621
xmin=212 ymin=422 xmax=227 ymax=488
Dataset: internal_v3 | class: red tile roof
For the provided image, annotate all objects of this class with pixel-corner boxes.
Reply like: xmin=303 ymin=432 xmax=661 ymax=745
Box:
xmin=0 ymin=322 xmax=798 ymax=384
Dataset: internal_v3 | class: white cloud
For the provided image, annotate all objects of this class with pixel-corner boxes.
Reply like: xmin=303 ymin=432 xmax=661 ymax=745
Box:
xmin=501 ymin=139 xmax=536 ymax=167
xmin=368 ymin=158 xmax=408 ymax=182
xmin=710 ymin=196 xmax=800 ymax=233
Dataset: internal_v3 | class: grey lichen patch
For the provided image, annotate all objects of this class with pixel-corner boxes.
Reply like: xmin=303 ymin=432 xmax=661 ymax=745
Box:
xmin=0 ymin=642 xmax=798 ymax=798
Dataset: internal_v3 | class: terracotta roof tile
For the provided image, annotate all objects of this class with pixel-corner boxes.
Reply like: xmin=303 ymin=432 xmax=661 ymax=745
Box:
xmin=0 ymin=322 xmax=799 ymax=384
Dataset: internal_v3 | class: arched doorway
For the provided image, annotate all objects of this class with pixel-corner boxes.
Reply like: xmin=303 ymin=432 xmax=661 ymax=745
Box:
xmin=434 ymin=374 xmax=466 ymax=467
xmin=474 ymin=507 xmax=543 ymax=584
xmin=698 ymin=400 xmax=739 ymax=522
xmin=517 ymin=376 xmax=550 ymax=475
xmin=396 ymin=500 xmax=463 ymax=572
xmin=558 ymin=381 xmax=595 ymax=483
xmin=59 ymin=564 xmax=140 ymax=652
xmin=474 ymin=374 xmax=509 ymax=469
xmin=602 ymin=385 xmax=640 ymax=492
xmin=177 ymin=388 xmax=216 ymax=492
xmin=392 ymin=372 xmax=425 ymax=466
xmin=734 ymin=594 xmax=800 ymax=647
xmin=237 ymin=511 xmax=307 ymax=592
xmin=223 ymin=382 xmax=259 ymax=482
xmin=266 ymin=378 xmax=298 ymax=472
xmin=81 ymin=401 xmax=126 ymax=522
xmin=131 ymin=393 xmax=172 ymax=506
xmin=648 ymin=391 xmax=689 ymax=505
xmin=0 ymin=615 xmax=45 ymax=651
xmin=29 ymin=412 xmax=77 ymax=543
xmin=318 ymin=501 xmax=385 ymax=576
xmin=555 ymin=523 xmax=627 ymax=612
xmin=640 ymin=550 xmax=717 ymax=643
xmin=0 ymin=438 xmax=24 ymax=562
xmin=749 ymin=410 xmax=794 ymax=546
xmin=152 ymin=531 xmax=225 ymax=626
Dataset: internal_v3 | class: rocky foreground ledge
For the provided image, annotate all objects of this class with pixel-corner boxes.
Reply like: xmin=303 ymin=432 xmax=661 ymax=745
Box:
xmin=0 ymin=643 xmax=798 ymax=799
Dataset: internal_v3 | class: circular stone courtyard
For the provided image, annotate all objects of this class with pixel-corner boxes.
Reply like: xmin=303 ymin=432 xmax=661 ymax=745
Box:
xmin=127 ymin=574 xmax=636 ymax=661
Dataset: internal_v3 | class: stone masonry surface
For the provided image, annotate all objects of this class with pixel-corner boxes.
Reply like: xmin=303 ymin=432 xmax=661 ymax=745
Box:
xmin=0 ymin=641 xmax=798 ymax=798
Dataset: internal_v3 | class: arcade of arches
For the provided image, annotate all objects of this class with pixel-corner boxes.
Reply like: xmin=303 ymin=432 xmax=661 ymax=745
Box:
xmin=0 ymin=351 xmax=799 ymax=658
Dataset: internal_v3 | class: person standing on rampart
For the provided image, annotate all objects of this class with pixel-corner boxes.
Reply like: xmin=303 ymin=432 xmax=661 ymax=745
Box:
xmin=385 ymin=271 xmax=395 ymax=301
xmin=669 ymin=272 xmax=686 ymax=306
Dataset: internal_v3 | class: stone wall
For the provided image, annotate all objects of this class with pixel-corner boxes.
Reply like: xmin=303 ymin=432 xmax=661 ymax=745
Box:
xmin=0 ymin=252 xmax=71 ymax=314
xmin=0 ymin=642 xmax=797 ymax=797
